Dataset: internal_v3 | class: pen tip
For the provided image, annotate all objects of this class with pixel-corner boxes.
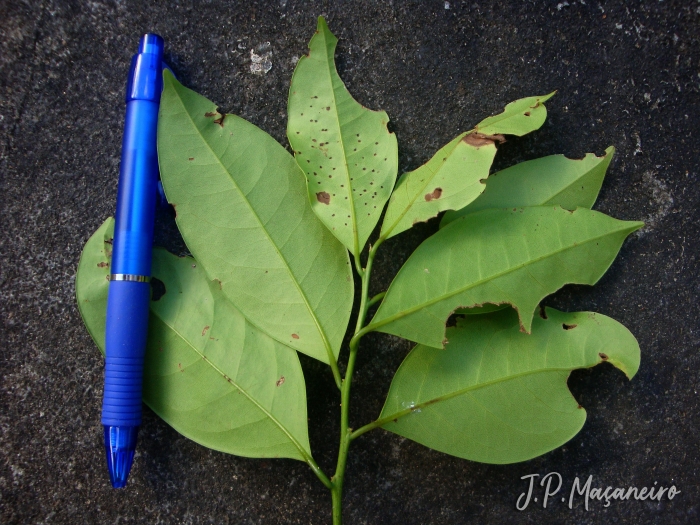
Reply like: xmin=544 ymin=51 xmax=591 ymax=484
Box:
xmin=104 ymin=425 xmax=139 ymax=488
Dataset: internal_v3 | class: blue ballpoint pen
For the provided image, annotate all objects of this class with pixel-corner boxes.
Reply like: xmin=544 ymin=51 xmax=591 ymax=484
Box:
xmin=101 ymin=33 xmax=164 ymax=488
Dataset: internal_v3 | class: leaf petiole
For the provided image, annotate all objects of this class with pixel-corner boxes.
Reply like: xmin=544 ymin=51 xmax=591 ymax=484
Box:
xmin=367 ymin=291 xmax=386 ymax=309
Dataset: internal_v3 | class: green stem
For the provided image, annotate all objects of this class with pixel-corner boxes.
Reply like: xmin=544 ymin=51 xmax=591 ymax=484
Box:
xmin=330 ymin=240 xmax=382 ymax=524
xmin=331 ymin=483 xmax=343 ymax=525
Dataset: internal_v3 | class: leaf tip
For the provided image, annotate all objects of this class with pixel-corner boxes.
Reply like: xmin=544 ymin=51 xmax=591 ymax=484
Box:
xmin=629 ymin=220 xmax=645 ymax=233
xmin=540 ymin=90 xmax=557 ymax=103
xmin=316 ymin=15 xmax=331 ymax=33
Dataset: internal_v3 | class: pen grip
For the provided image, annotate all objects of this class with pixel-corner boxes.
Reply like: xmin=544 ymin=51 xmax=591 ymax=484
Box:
xmin=101 ymin=280 xmax=151 ymax=427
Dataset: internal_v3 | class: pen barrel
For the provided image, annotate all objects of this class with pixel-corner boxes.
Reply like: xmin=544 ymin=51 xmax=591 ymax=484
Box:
xmin=101 ymin=280 xmax=151 ymax=426
xmin=111 ymin=99 xmax=160 ymax=276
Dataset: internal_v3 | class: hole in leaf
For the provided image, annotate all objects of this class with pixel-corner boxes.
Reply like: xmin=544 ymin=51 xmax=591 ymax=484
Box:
xmin=151 ymin=278 xmax=166 ymax=301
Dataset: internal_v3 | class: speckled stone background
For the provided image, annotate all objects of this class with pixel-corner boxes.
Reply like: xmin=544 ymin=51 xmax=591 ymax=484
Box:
xmin=1 ymin=1 xmax=699 ymax=524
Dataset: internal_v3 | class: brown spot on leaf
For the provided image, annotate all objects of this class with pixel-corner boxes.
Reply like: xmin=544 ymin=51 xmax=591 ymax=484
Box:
xmin=599 ymin=352 xmax=609 ymax=361
xmin=276 ymin=376 xmax=286 ymax=387
xmin=291 ymin=333 xmax=300 ymax=340
xmin=202 ymin=325 xmax=210 ymax=336
xmin=188 ymin=157 xmax=195 ymax=161
xmin=539 ymin=304 xmax=548 ymax=319
xmin=463 ymin=132 xmax=506 ymax=148
xmin=425 ymin=188 xmax=443 ymax=201
xmin=204 ymin=111 xmax=217 ymax=117
xmin=524 ymin=111 xmax=531 ymax=116
xmin=97 ymin=261 xmax=109 ymax=268
xmin=316 ymin=191 xmax=331 ymax=205
xmin=213 ymin=114 xmax=226 ymax=127
xmin=562 ymin=323 xmax=577 ymax=330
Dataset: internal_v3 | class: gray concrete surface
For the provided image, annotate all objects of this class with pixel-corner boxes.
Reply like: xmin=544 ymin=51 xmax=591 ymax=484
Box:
xmin=1 ymin=1 xmax=699 ymax=523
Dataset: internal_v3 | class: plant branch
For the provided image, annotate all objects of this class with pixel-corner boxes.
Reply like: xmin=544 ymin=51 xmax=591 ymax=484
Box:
xmin=330 ymin=239 xmax=382 ymax=524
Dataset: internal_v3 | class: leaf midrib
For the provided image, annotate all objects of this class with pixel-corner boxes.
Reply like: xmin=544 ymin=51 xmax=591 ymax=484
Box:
xmin=169 ymin=78 xmax=336 ymax=364
xmin=150 ymin=305 xmax=312 ymax=462
xmin=381 ymin=364 xmax=580 ymax=426
xmin=319 ymin=28 xmax=361 ymax=257
xmin=368 ymin=224 xmax=632 ymax=333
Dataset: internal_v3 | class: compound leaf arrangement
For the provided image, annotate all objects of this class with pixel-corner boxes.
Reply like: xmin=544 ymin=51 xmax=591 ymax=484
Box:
xmin=76 ymin=17 xmax=642 ymax=524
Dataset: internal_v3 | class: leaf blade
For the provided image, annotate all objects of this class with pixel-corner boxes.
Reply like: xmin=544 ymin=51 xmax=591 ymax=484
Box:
xmin=369 ymin=206 xmax=643 ymax=348
xmin=441 ymin=147 xmax=614 ymax=227
xmin=379 ymin=94 xmax=554 ymax=240
xmin=157 ymin=71 xmax=353 ymax=365
xmin=379 ymin=307 xmax=640 ymax=464
xmin=76 ymin=219 xmax=312 ymax=461
xmin=287 ymin=17 xmax=398 ymax=255
xmin=380 ymin=133 xmax=496 ymax=239
xmin=476 ymin=92 xmax=555 ymax=136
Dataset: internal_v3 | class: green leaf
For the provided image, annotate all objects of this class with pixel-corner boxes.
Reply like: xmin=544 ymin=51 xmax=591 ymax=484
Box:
xmin=379 ymin=307 xmax=640 ymax=464
xmin=157 ymin=70 xmax=353 ymax=365
xmin=368 ymin=206 xmax=643 ymax=348
xmin=449 ymin=143 xmax=614 ymax=317
xmin=74 ymin=218 xmax=113 ymax=346
xmin=475 ymin=92 xmax=555 ymax=136
xmin=379 ymin=132 xmax=496 ymax=239
xmin=287 ymin=17 xmax=398 ymax=256
xmin=379 ymin=94 xmax=554 ymax=240
xmin=76 ymin=218 xmax=313 ymax=461
xmin=441 ymin=147 xmax=615 ymax=227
